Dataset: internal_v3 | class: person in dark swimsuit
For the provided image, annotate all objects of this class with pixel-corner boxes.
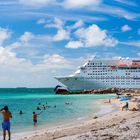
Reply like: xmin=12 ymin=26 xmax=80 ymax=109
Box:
xmin=32 ymin=111 xmax=42 ymax=127
xmin=122 ymin=102 xmax=129 ymax=111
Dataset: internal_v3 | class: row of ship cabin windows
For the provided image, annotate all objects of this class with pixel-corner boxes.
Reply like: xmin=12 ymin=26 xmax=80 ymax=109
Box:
xmin=87 ymin=73 xmax=139 ymax=77
xmin=85 ymin=78 xmax=140 ymax=84
xmin=84 ymin=69 xmax=140 ymax=72
xmin=87 ymin=76 xmax=140 ymax=78
xmin=87 ymin=62 xmax=102 ymax=66
xmin=104 ymin=83 xmax=140 ymax=85
xmin=85 ymin=77 xmax=140 ymax=81
xmin=86 ymin=65 xmax=140 ymax=70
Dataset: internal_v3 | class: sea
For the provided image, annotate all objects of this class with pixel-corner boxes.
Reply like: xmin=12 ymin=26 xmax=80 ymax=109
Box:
xmin=0 ymin=88 xmax=116 ymax=135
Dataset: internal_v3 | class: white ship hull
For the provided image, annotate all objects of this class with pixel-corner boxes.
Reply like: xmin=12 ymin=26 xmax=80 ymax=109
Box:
xmin=56 ymin=76 xmax=140 ymax=91
xmin=55 ymin=77 xmax=107 ymax=91
xmin=55 ymin=58 xmax=140 ymax=91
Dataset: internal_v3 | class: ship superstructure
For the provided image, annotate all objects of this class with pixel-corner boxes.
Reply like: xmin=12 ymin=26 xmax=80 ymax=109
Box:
xmin=55 ymin=58 xmax=140 ymax=91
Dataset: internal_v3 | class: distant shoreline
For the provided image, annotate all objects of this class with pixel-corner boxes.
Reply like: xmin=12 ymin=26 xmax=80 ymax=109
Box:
xmin=0 ymin=87 xmax=54 ymax=93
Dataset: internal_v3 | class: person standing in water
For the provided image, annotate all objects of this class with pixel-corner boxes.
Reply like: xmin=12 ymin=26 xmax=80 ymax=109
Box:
xmin=32 ymin=111 xmax=42 ymax=127
xmin=0 ymin=106 xmax=12 ymax=140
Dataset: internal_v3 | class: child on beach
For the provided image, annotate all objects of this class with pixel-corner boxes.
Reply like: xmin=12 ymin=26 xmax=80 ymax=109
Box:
xmin=33 ymin=111 xmax=42 ymax=127
xmin=0 ymin=106 xmax=12 ymax=140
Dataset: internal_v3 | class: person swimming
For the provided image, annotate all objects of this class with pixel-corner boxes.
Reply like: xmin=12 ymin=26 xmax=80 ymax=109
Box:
xmin=43 ymin=105 xmax=46 ymax=110
xmin=19 ymin=110 xmax=23 ymax=115
xmin=36 ymin=106 xmax=41 ymax=110
xmin=0 ymin=106 xmax=12 ymax=140
xmin=65 ymin=102 xmax=72 ymax=105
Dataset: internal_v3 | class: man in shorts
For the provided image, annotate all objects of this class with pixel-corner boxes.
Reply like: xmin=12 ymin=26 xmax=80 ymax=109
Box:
xmin=0 ymin=106 xmax=12 ymax=140
xmin=33 ymin=111 xmax=42 ymax=127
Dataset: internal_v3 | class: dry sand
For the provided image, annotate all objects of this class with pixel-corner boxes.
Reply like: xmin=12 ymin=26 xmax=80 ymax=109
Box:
xmin=16 ymin=98 xmax=140 ymax=140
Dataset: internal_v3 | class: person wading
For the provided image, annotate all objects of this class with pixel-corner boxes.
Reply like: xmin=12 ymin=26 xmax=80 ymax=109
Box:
xmin=0 ymin=106 xmax=12 ymax=140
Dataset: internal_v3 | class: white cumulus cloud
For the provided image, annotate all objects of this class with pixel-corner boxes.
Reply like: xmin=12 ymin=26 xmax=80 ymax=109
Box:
xmin=42 ymin=54 xmax=72 ymax=69
xmin=0 ymin=27 xmax=11 ymax=45
xmin=73 ymin=24 xmax=118 ymax=48
xmin=65 ymin=41 xmax=83 ymax=49
xmin=44 ymin=18 xmax=64 ymax=30
xmin=53 ymin=29 xmax=70 ymax=41
xmin=19 ymin=32 xmax=34 ymax=43
xmin=0 ymin=46 xmax=31 ymax=65
xmin=121 ymin=24 xmax=132 ymax=32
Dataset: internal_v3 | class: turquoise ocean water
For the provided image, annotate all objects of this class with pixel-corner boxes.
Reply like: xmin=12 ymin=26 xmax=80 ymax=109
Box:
xmin=0 ymin=88 xmax=115 ymax=134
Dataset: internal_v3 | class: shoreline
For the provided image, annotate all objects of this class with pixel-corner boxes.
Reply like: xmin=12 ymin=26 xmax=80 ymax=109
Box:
xmin=6 ymin=99 xmax=116 ymax=140
xmin=5 ymin=96 xmax=140 ymax=140
xmin=12 ymin=98 xmax=117 ymax=140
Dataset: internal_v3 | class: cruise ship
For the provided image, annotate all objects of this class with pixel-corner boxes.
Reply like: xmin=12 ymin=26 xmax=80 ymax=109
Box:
xmin=55 ymin=58 xmax=140 ymax=91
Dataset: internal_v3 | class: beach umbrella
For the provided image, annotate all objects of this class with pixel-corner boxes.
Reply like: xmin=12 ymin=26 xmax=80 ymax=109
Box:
xmin=120 ymin=97 xmax=131 ymax=101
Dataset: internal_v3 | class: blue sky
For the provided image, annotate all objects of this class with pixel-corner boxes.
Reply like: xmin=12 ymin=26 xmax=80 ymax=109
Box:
xmin=0 ymin=0 xmax=140 ymax=87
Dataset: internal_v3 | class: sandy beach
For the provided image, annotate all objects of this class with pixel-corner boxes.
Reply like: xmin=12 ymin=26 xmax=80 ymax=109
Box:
xmin=13 ymin=97 xmax=140 ymax=140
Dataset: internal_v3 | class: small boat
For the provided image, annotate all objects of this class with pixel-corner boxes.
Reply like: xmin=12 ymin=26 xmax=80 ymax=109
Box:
xmin=54 ymin=85 xmax=69 ymax=94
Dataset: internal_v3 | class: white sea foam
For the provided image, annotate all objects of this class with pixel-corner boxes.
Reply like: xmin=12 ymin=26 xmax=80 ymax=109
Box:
xmin=96 ymin=104 xmax=114 ymax=116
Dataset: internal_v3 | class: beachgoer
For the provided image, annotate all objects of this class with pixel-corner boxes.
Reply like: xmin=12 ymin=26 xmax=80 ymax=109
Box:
xmin=104 ymin=99 xmax=111 ymax=103
xmin=43 ymin=105 xmax=46 ymax=110
xmin=19 ymin=110 xmax=23 ymax=115
xmin=32 ymin=111 xmax=42 ymax=126
xmin=122 ymin=102 xmax=129 ymax=111
xmin=36 ymin=106 xmax=41 ymax=110
xmin=65 ymin=102 xmax=72 ymax=105
xmin=0 ymin=106 xmax=12 ymax=140
xmin=129 ymin=107 xmax=139 ymax=111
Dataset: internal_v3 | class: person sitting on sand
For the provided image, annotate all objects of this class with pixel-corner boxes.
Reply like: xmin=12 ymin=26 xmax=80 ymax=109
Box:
xmin=0 ymin=106 xmax=12 ymax=140
xmin=122 ymin=102 xmax=129 ymax=111
xmin=33 ymin=111 xmax=42 ymax=127
xmin=129 ymin=107 xmax=139 ymax=111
